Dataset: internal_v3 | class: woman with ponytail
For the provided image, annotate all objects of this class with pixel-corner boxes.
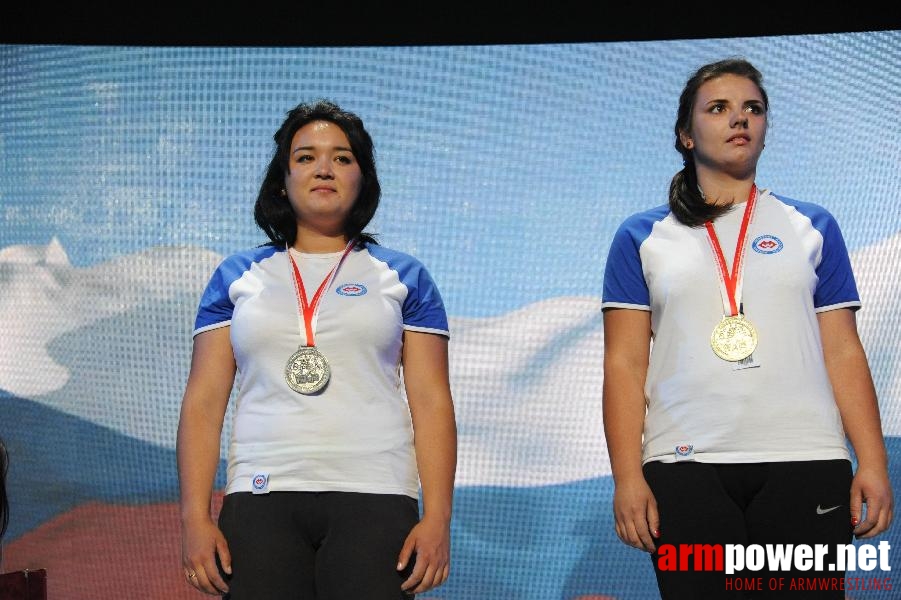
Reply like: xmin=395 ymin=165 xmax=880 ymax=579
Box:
xmin=601 ymin=58 xmax=892 ymax=598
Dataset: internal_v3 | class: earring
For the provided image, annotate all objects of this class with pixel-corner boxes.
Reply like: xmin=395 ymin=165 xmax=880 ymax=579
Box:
xmin=280 ymin=188 xmax=287 ymax=197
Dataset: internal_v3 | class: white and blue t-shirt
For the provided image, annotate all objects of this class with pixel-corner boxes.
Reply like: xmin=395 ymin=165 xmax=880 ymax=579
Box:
xmin=602 ymin=189 xmax=856 ymax=464
xmin=194 ymin=241 xmax=449 ymax=498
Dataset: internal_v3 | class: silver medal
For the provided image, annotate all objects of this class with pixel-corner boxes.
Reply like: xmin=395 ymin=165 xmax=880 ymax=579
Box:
xmin=285 ymin=346 xmax=330 ymax=394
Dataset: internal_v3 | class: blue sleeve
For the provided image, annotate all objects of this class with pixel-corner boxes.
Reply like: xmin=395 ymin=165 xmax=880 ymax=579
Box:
xmin=809 ymin=208 xmax=860 ymax=309
xmin=193 ymin=246 xmax=280 ymax=334
xmin=367 ymin=244 xmax=449 ymax=335
xmin=401 ymin=261 xmax=449 ymax=335
xmin=194 ymin=261 xmax=236 ymax=334
xmin=602 ymin=213 xmax=654 ymax=309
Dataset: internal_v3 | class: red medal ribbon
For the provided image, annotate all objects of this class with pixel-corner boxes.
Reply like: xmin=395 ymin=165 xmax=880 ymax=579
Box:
xmin=704 ymin=185 xmax=758 ymax=317
xmin=287 ymin=240 xmax=355 ymax=347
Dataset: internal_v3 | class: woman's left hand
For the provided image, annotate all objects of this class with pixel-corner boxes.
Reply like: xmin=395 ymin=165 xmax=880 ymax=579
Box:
xmin=397 ymin=514 xmax=451 ymax=594
xmin=850 ymin=465 xmax=894 ymax=538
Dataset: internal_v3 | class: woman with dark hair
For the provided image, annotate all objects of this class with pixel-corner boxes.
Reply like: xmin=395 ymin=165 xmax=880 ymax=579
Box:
xmin=177 ymin=100 xmax=456 ymax=598
xmin=253 ymin=100 xmax=383 ymax=249
xmin=602 ymin=58 xmax=892 ymax=598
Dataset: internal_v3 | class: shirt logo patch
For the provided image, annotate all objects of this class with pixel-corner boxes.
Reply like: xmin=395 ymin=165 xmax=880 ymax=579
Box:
xmin=675 ymin=444 xmax=694 ymax=460
xmin=251 ymin=472 xmax=269 ymax=494
xmin=752 ymin=234 xmax=783 ymax=254
xmin=335 ymin=283 xmax=367 ymax=296
xmin=676 ymin=444 xmax=695 ymax=456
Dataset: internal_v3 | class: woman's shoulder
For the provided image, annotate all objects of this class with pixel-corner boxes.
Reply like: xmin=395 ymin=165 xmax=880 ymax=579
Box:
xmin=764 ymin=189 xmax=831 ymax=213
xmin=763 ymin=190 xmax=841 ymax=227
xmin=220 ymin=243 xmax=283 ymax=264
xmin=359 ymin=241 xmax=426 ymax=267
xmin=613 ymin=203 xmax=673 ymax=238
xmin=624 ymin=203 xmax=672 ymax=223
xmin=210 ymin=244 xmax=284 ymax=279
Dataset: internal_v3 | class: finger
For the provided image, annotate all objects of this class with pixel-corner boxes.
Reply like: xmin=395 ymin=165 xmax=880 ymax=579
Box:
xmin=412 ymin=564 xmax=439 ymax=593
xmin=396 ymin=538 xmax=414 ymax=571
xmin=432 ymin=567 xmax=447 ymax=589
xmin=401 ymin=565 xmax=423 ymax=591
xmin=855 ymin=520 xmax=877 ymax=538
xmin=183 ymin=565 xmax=209 ymax=593
xmin=637 ymin=527 xmax=657 ymax=552
xmin=217 ymin=538 xmax=233 ymax=576
xmin=849 ymin=489 xmax=863 ymax=529
xmin=205 ymin=561 xmax=230 ymax=595
xmin=615 ymin=512 xmax=639 ymax=547
xmin=424 ymin=561 xmax=449 ymax=592
xmin=853 ymin=498 xmax=875 ymax=537
xmin=621 ymin=520 xmax=641 ymax=549
xmin=192 ymin=568 xmax=215 ymax=594
xmin=624 ymin=520 xmax=653 ymax=552
xmin=423 ymin=568 xmax=444 ymax=593
xmin=858 ymin=516 xmax=885 ymax=538
xmin=647 ymin=502 xmax=661 ymax=544
xmin=875 ymin=505 xmax=895 ymax=537
xmin=402 ymin=556 xmax=430 ymax=592
xmin=628 ymin=515 xmax=656 ymax=552
xmin=855 ymin=500 xmax=888 ymax=539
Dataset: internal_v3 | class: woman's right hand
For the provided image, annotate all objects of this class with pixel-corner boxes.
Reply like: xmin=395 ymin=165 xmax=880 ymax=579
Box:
xmin=612 ymin=474 xmax=660 ymax=553
xmin=181 ymin=517 xmax=231 ymax=595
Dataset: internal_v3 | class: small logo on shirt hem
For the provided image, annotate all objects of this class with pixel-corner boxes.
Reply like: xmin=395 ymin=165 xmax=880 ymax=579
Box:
xmin=251 ymin=472 xmax=269 ymax=494
xmin=675 ymin=444 xmax=695 ymax=461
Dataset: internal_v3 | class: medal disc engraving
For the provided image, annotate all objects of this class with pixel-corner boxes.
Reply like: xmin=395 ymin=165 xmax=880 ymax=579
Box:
xmin=285 ymin=346 xmax=330 ymax=394
xmin=710 ymin=315 xmax=758 ymax=362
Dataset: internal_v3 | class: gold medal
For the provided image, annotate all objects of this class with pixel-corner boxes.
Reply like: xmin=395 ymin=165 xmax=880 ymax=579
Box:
xmin=710 ymin=315 xmax=758 ymax=362
xmin=285 ymin=346 xmax=331 ymax=394
xmin=704 ymin=186 xmax=761 ymax=363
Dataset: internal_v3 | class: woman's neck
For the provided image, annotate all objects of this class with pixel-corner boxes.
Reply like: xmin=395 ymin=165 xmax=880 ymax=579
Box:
xmin=293 ymin=228 xmax=350 ymax=254
xmin=697 ymin=172 xmax=756 ymax=207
